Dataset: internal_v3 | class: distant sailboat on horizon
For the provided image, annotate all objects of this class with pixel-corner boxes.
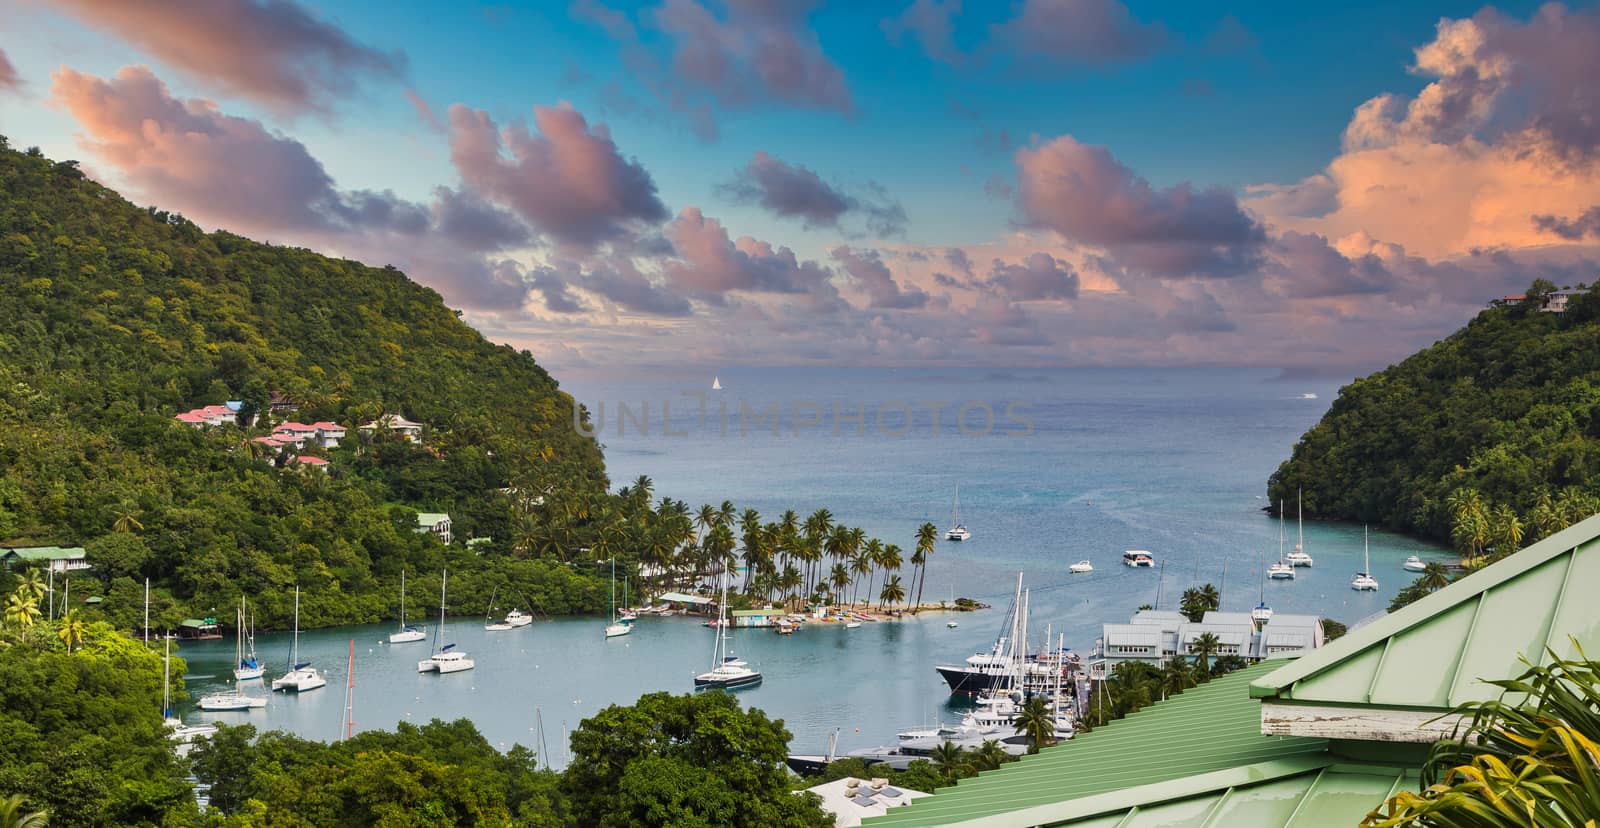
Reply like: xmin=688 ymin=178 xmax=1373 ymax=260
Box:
xmin=712 ymin=375 xmax=723 ymax=391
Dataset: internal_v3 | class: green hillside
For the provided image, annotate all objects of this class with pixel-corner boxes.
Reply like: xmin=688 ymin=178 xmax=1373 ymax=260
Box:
xmin=1269 ymin=282 xmax=1600 ymax=553
xmin=0 ymin=137 xmax=609 ymax=628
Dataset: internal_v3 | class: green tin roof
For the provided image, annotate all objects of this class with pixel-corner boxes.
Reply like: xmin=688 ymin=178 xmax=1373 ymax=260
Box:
xmin=1251 ymin=512 xmax=1600 ymax=709
xmin=2 ymin=546 xmax=87 ymax=560
xmin=732 ymin=608 xmax=785 ymax=616
xmin=869 ymin=661 xmax=1324 ymax=828
xmin=415 ymin=512 xmax=450 ymax=525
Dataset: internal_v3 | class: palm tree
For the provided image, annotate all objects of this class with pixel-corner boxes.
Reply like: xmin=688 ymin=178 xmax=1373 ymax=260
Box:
xmin=860 ymin=539 xmax=883 ymax=610
xmin=111 ymin=504 xmax=144 ymax=534
xmin=17 ymin=570 xmax=45 ymax=603
xmin=1158 ymin=656 xmax=1196 ymax=700
xmin=1421 ymin=561 xmax=1451 ymax=592
xmin=1529 ymin=489 xmax=1562 ymax=540
xmin=694 ymin=504 xmax=717 ymax=544
xmin=1364 ymin=652 xmax=1600 ymax=827
xmin=1489 ymin=502 xmax=1524 ymax=556
xmin=1012 ymin=696 xmax=1056 ymax=754
xmin=1189 ymin=632 xmax=1221 ymax=676
xmin=848 ymin=549 xmax=873 ymax=607
xmin=829 ymin=563 xmax=850 ymax=605
xmin=56 ymin=609 xmax=86 ymax=653
xmin=878 ymin=575 xmax=906 ymax=611
xmin=972 ymin=739 xmax=1010 ymax=771
xmin=929 ymin=741 xmax=972 ymax=781
xmin=4 ymin=589 xmax=41 ymax=631
xmin=912 ymin=522 xmax=937 ymax=613
xmin=1446 ymin=488 xmax=1489 ymax=558
xmin=1197 ymin=583 xmax=1220 ymax=612
xmin=0 ymin=794 xmax=48 ymax=828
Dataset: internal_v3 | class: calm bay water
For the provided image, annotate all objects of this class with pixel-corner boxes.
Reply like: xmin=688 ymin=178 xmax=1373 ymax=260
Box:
xmin=179 ymin=367 xmax=1448 ymax=762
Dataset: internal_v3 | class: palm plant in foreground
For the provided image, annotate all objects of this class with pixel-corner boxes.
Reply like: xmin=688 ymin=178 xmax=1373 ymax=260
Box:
xmin=1012 ymin=696 xmax=1057 ymax=754
xmin=1363 ymin=649 xmax=1600 ymax=827
xmin=0 ymin=794 xmax=48 ymax=828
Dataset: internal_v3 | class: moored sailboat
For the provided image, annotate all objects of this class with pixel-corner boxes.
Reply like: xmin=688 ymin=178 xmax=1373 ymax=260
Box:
xmin=272 ymin=586 xmax=326 ymax=692
xmin=1351 ymin=527 xmax=1380 ymax=591
xmin=944 ymin=484 xmax=971 ymax=541
xmin=419 ymin=570 xmax=475 ymax=674
xmin=1269 ymin=500 xmax=1295 ymax=579
xmin=389 ymin=569 xmax=426 ymax=644
xmin=233 ymin=599 xmax=264 ymax=680
xmin=604 ymin=557 xmax=632 ymax=638
xmin=1286 ymin=489 xmax=1313 ymax=566
xmin=695 ymin=571 xmax=761 ymax=690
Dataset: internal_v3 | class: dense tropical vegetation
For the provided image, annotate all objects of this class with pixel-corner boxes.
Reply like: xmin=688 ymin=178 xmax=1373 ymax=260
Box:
xmin=1269 ymin=280 xmax=1600 ymax=553
xmin=1364 ymin=650 xmax=1600 ymax=827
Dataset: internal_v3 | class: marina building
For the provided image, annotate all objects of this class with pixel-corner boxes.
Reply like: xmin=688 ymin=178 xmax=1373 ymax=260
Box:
xmin=1 ymin=545 xmax=90 ymax=573
xmin=1093 ymin=608 xmax=1325 ymax=675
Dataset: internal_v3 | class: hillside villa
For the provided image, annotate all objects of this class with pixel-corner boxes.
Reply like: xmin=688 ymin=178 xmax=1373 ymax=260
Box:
xmin=416 ymin=512 xmax=452 ymax=544
xmin=1 ymin=545 xmax=90 ymax=574
xmin=360 ymin=413 xmax=425 ymax=442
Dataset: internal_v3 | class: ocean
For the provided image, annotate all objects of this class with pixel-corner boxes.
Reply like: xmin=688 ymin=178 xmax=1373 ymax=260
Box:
xmin=177 ymin=367 xmax=1447 ymax=762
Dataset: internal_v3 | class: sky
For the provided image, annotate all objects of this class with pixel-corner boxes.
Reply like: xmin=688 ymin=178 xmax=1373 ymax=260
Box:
xmin=1 ymin=0 xmax=1597 ymax=379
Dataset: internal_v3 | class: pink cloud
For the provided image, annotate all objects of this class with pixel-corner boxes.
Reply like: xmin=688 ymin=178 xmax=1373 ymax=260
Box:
xmin=662 ymin=207 xmax=839 ymax=307
xmin=718 ymin=150 xmax=904 ymax=235
xmin=990 ymin=0 xmax=1170 ymax=67
xmin=830 ymin=246 xmax=929 ymax=309
xmin=882 ymin=0 xmax=965 ymax=66
xmin=986 ymin=252 xmax=1079 ymax=301
xmin=447 ymin=103 xmax=668 ymax=251
xmin=1015 ymin=135 xmax=1264 ymax=277
xmin=0 ymin=47 xmax=20 ymax=92
xmin=53 ymin=0 xmax=405 ymax=114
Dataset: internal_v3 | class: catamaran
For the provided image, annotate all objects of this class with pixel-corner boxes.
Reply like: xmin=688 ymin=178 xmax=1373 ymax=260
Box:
xmin=1286 ymin=489 xmax=1313 ymax=566
xmin=233 ymin=599 xmax=263 ymax=680
xmin=604 ymin=562 xmax=630 ymax=639
xmin=485 ymin=587 xmax=513 ymax=631
xmin=695 ymin=571 xmax=761 ymax=690
xmin=945 ymin=484 xmax=971 ymax=541
xmin=1121 ymin=550 xmax=1154 ymax=568
xmin=389 ymin=569 xmax=426 ymax=644
xmin=1351 ymin=527 xmax=1380 ymax=591
xmin=1269 ymin=500 xmax=1295 ymax=579
xmin=419 ymin=569 xmax=475 ymax=674
xmin=272 ymin=586 xmax=326 ymax=692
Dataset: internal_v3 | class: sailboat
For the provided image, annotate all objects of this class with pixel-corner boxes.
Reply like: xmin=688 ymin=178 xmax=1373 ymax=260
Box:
xmin=1286 ymin=489 xmax=1314 ymax=566
xmin=712 ymin=375 xmax=723 ymax=391
xmin=695 ymin=570 xmax=761 ymax=690
xmin=164 ymin=637 xmax=217 ymax=752
xmin=233 ymin=599 xmax=264 ymax=680
xmin=485 ymin=587 xmax=513 ymax=631
xmin=418 ymin=570 xmax=474 ymax=673
xmin=1351 ymin=527 xmax=1380 ymax=591
xmin=389 ymin=569 xmax=427 ymax=643
xmin=605 ymin=557 xmax=632 ymax=638
xmin=1269 ymin=500 xmax=1295 ymax=579
xmin=1251 ymin=552 xmax=1273 ymax=624
xmin=945 ymin=484 xmax=971 ymax=541
xmin=272 ymin=586 xmax=327 ymax=692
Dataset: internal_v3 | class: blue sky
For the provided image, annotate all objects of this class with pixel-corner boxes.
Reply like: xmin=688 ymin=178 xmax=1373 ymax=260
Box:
xmin=0 ymin=0 xmax=1593 ymax=375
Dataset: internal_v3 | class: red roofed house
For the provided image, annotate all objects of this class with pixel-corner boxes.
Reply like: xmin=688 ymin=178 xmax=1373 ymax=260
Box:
xmin=271 ymin=422 xmax=318 ymax=448
xmin=310 ymin=421 xmax=346 ymax=448
xmin=290 ymin=455 xmax=329 ymax=470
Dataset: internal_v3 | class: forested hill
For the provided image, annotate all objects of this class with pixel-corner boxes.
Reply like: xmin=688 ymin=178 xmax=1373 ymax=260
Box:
xmin=0 ymin=138 xmax=607 ymax=627
xmin=1268 ymin=282 xmax=1600 ymax=551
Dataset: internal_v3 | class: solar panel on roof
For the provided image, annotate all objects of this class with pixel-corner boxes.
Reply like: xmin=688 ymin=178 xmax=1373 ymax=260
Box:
xmin=852 ymin=794 xmax=878 ymax=807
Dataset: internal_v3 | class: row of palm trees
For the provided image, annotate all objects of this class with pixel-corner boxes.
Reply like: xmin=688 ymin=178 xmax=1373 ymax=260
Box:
xmin=509 ymin=475 xmax=944 ymax=612
xmin=1086 ymin=636 xmax=1246 ymax=727
xmin=1443 ymin=485 xmax=1597 ymax=560
xmin=2 ymin=569 xmax=85 ymax=652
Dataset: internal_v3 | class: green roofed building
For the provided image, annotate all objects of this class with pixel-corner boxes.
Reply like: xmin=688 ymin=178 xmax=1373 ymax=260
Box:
xmin=1 ymin=545 xmax=90 ymax=573
xmin=867 ymin=512 xmax=1600 ymax=827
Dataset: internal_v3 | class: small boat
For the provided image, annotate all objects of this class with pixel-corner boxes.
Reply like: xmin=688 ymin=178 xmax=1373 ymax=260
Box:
xmin=1299 ymin=392 xmax=1318 ymax=399
xmin=774 ymin=619 xmax=796 ymax=635
xmin=272 ymin=587 xmax=326 ymax=692
xmin=419 ymin=570 xmax=475 ymax=674
xmin=845 ymin=621 xmax=862 ymax=629
xmin=1351 ymin=527 xmax=1380 ymax=591
xmin=1069 ymin=560 xmax=1093 ymax=574
xmin=484 ymin=587 xmax=513 ymax=631
xmin=389 ymin=570 xmax=426 ymax=644
xmin=234 ymin=599 xmax=264 ymax=681
xmin=1286 ymin=489 xmax=1313 ymax=566
xmin=1269 ymin=499 xmax=1296 ymax=579
xmin=503 ymin=608 xmax=534 ymax=627
xmin=695 ymin=573 xmax=761 ymax=691
xmin=712 ymin=375 xmax=723 ymax=390
xmin=161 ymin=637 xmax=218 ymax=754
xmin=1121 ymin=550 xmax=1154 ymax=568
xmin=604 ymin=557 xmax=632 ymax=638
xmin=945 ymin=484 xmax=971 ymax=541
xmin=947 ymin=621 xmax=959 ymax=629
xmin=198 ymin=691 xmax=267 ymax=711
xmin=1403 ymin=555 xmax=1426 ymax=572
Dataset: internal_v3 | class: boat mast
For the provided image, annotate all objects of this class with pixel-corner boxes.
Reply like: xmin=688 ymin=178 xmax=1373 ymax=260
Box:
xmin=1363 ymin=526 xmax=1370 ymax=573
xmin=291 ymin=586 xmax=300 ymax=667
xmin=399 ymin=569 xmax=406 ymax=632
xmin=1279 ymin=500 xmax=1286 ymax=564
xmin=143 ymin=577 xmax=150 ymax=645
xmin=439 ymin=569 xmax=449 ymax=644
xmin=162 ymin=636 xmax=171 ymax=718
xmin=609 ymin=557 xmax=616 ymax=624
xmin=341 ymin=639 xmax=356 ymax=741
xmin=1297 ymin=489 xmax=1304 ymax=554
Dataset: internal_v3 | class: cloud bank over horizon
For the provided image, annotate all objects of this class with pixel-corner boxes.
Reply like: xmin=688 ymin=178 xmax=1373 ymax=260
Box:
xmin=15 ymin=0 xmax=1600 ymax=376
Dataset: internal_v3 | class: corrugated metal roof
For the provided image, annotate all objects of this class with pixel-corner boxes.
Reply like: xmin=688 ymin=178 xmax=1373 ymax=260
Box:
xmin=1251 ymin=512 xmax=1600 ymax=708
xmin=1 ymin=546 xmax=86 ymax=560
xmin=867 ymin=661 xmax=1324 ymax=828
xmin=943 ymin=761 xmax=1414 ymax=827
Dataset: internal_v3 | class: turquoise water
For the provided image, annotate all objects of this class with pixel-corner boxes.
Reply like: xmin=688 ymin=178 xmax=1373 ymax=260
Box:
xmin=179 ymin=367 xmax=1448 ymax=762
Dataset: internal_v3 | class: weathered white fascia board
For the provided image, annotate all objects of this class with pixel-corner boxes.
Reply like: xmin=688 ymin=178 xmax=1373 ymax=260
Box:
xmin=1261 ymin=702 xmax=1464 ymax=743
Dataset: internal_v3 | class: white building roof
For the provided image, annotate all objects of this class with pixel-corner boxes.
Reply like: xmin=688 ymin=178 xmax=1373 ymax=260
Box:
xmin=1128 ymin=610 xmax=1187 ymax=626
xmin=1103 ymin=625 xmax=1162 ymax=648
xmin=804 ymin=777 xmax=930 ymax=828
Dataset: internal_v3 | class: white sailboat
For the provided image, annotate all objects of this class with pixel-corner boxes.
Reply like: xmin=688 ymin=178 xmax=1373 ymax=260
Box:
xmin=1269 ymin=500 xmax=1295 ymax=579
xmin=389 ymin=570 xmax=427 ymax=643
xmin=164 ymin=637 xmax=217 ymax=752
xmin=695 ymin=570 xmax=761 ymax=690
xmin=1251 ymin=552 xmax=1273 ymax=624
xmin=945 ymin=484 xmax=971 ymax=541
xmin=233 ymin=599 xmax=264 ymax=680
xmin=419 ymin=570 xmax=474 ymax=674
xmin=1351 ymin=527 xmax=1380 ymax=591
xmin=604 ymin=557 xmax=632 ymax=638
xmin=1286 ymin=489 xmax=1314 ymax=566
xmin=712 ymin=375 xmax=723 ymax=391
xmin=485 ymin=587 xmax=513 ymax=631
xmin=272 ymin=586 xmax=326 ymax=692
